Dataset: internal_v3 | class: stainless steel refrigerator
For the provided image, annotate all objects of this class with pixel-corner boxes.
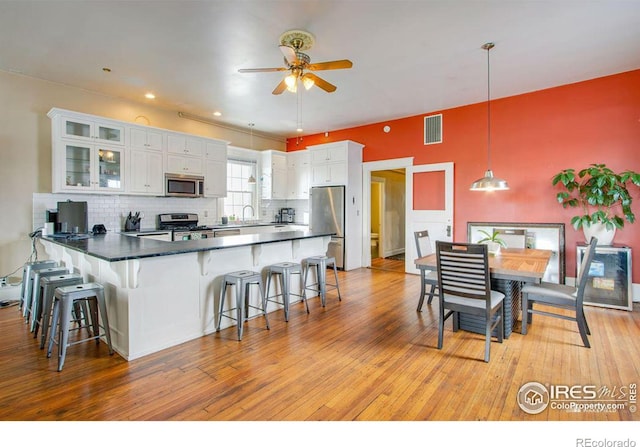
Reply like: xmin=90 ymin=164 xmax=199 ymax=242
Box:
xmin=310 ymin=185 xmax=345 ymax=269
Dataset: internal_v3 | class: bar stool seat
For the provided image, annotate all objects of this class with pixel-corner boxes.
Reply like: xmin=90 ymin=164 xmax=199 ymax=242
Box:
xmin=264 ymin=262 xmax=308 ymax=322
xmin=20 ymin=260 xmax=58 ymax=315
xmin=28 ymin=266 xmax=69 ymax=330
xmin=302 ymin=256 xmax=342 ymax=307
xmin=217 ymin=270 xmax=270 ymax=341
xmin=36 ymin=273 xmax=84 ymax=349
xmin=47 ymin=283 xmax=114 ymax=371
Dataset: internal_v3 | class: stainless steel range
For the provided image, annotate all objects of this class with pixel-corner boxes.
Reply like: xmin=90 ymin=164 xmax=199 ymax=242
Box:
xmin=157 ymin=213 xmax=214 ymax=241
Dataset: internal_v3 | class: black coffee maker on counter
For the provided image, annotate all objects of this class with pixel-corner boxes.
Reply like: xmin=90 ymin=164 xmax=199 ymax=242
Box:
xmin=278 ymin=207 xmax=295 ymax=223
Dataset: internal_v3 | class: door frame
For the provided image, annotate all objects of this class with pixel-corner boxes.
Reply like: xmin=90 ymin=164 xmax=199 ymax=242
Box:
xmin=362 ymin=157 xmax=414 ymax=268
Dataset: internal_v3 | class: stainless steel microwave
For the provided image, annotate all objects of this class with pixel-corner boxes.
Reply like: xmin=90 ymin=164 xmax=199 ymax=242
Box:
xmin=165 ymin=174 xmax=204 ymax=198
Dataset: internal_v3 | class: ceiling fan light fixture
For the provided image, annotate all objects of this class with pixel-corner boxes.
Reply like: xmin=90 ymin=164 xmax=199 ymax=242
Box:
xmin=302 ymin=76 xmax=314 ymax=90
xmin=285 ymin=73 xmax=297 ymax=92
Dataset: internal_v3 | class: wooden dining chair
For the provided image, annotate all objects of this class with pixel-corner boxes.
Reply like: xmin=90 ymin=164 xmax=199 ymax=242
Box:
xmin=521 ymin=236 xmax=598 ymax=348
xmin=435 ymin=241 xmax=505 ymax=362
xmin=414 ymin=230 xmax=439 ymax=311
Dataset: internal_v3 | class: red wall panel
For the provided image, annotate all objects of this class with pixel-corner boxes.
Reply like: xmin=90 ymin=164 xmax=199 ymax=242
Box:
xmin=289 ymin=69 xmax=640 ymax=283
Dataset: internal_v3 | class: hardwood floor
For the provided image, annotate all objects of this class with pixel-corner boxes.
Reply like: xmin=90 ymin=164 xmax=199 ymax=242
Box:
xmin=1 ymin=267 xmax=638 ymax=424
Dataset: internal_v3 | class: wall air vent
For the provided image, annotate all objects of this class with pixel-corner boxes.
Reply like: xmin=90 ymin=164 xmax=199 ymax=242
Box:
xmin=424 ymin=114 xmax=442 ymax=145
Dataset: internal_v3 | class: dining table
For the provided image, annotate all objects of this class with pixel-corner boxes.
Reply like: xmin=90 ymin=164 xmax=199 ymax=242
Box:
xmin=415 ymin=247 xmax=553 ymax=337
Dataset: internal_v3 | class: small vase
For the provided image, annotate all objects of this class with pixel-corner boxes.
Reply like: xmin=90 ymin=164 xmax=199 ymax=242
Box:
xmin=583 ymin=222 xmax=616 ymax=246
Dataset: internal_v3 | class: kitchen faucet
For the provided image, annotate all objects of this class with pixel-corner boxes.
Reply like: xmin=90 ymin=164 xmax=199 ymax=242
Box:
xmin=242 ymin=205 xmax=255 ymax=222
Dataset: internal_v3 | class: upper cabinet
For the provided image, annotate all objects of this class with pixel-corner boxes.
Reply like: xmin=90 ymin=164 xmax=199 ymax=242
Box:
xmin=60 ymin=114 xmax=125 ymax=146
xmin=286 ymin=150 xmax=310 ymax=199
xmin=167 ymin=133 xmax=205 ymax=157
xmin=261 ymin=150 xmax=287 ymax=200
xmin=129 ymin=126 xmax=163 ymax=151
xmin=308 ymin=140 xmax=362 ymax=186
xmin=48 ymin=108 xmax=229 ymax=196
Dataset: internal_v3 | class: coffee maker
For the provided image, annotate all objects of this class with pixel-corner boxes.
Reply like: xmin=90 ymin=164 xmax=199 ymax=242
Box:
xmin=279 ymin=208 xmax=295 ymax=223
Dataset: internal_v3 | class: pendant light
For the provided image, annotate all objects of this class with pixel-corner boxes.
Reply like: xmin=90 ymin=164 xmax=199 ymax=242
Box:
xmin=247 ymin=123 xmax=256 ymax=184
xmin=470 ymin=42 xmax=509 ymax=191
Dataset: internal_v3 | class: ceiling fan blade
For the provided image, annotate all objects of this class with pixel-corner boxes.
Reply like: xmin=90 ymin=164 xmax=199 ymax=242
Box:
xmin=306 ymin=59 xmax=353 ymax=71
xmin=303 ymin=72 xmax=337 ymax=93
xmin=272 ymin=79 xmax=288 ymax=95
xmin=238 ymin=67 xmax=287 ymax=73
xmin=279 ymin=45 xmax=298 ymax=65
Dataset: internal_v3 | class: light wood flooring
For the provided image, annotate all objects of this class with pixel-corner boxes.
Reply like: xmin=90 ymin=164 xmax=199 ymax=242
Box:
xmin=1 ymin=267 xmax=638 ymax=423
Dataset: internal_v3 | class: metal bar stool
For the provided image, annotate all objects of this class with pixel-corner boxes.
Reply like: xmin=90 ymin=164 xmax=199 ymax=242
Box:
xmin=264 ymin=262 xmax=308 ymax=322
xmin=36 ymin=273 xmax=85 ymax=349
xmin=47 ymin=283 xmax=114 ymax=371
xmin=27 ymin=266 xmax=69 ymax=330
xmin=217 ymin=270 xmax=270 ymax=341
xmin=302 ymin=256 xmax=342 ymax=307
xmin=20 ymin=260 xmax=57 ymax=314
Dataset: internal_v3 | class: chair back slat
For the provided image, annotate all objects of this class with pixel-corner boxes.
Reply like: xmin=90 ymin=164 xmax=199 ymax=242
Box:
xmin=576 ymin=237 xmax=599 ymax=304
xmin=436 ymin=242 xmax=491 ymax=301
xmin=414 ymin=230 xmax=433 ymax=258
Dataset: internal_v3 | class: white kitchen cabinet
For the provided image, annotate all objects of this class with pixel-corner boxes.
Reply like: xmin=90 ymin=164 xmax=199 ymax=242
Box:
xmin=128 ymin=149 xmax=163 ymax=195
xmin=167 ymin=132 xmax=205 ymax=157
xmin=204 ymin=139 xmax=228 ymax=197
xmin=204 ymin=159 xmax=227 ymax=197
xmin=308 ymin=142 xmax=352 ymax=186
xmin=166 ymin=154 xmax=203 ymax=175
xmin=260 ymin=150 xmax=287 ymax=199
xmin=57 ymin=113 xmax=125 ymax=146
xmin=286 ymin=150 xmax=310 ymax=199
xmin=129 ymin=126 xmax=163 ymax=151
xmin=53 ymin=140 xmax=125 ymax=193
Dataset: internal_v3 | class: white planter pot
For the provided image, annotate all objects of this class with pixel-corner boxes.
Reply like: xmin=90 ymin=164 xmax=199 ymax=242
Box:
xmin=485 ymin=241 xmax=501 ymax=255
xmin=583 ymin=222 xmax=616 ymax=246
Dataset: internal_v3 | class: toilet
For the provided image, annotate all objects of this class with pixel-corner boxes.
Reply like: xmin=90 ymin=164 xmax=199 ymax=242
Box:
xmin=371 ymin=233 xmax=379 ymax=258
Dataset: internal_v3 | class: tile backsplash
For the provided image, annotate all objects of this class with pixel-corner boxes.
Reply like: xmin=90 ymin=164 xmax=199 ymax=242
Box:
xmin=33 ymin=193 xmax=310 ymax=232
xmin=33 ymin=193 xmax=220 ymax=233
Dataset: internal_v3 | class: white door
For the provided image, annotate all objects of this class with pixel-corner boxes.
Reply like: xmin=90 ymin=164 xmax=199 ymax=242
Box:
xmin=405 ymin=162 xmax=454 ymax=274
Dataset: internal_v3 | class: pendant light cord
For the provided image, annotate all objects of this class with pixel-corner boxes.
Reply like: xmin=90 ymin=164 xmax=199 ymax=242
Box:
xmin=486 ymin=43 xmax=492 ymax=171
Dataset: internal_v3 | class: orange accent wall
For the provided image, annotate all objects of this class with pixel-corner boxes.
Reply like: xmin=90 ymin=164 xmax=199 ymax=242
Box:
xmin=414 ymin=171 xmax=445 ymax=210
xmin=288 ymin=69 xmax=640 ymax=283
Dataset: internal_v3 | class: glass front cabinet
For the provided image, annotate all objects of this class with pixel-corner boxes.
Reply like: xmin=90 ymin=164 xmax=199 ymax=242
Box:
xmin=57 ymin=141 xmax=124 ymax=193
xmin=576 ymin=244 xmax=632 ymax=311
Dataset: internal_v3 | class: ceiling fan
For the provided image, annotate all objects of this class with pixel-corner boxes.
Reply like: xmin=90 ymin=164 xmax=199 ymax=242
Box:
xmin=238 ymin=29 xmax=353 ymax=95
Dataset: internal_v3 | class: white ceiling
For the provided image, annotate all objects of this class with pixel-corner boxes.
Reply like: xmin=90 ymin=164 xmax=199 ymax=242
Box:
xmin=2 ymin=1 xmax=639 ymax=139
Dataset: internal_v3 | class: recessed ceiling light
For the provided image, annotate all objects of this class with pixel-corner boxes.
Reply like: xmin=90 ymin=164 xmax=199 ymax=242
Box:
xmin=145 ymin=92 xmax=155 ymax=99
xmin=213 ymin=111 xmax=222 ymax=117
xmin=296 ymin=127 xmax=303 ymax=133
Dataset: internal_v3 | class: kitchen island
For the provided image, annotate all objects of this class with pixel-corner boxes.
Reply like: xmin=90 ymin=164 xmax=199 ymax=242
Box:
xmin=39 ymin=230 xmax=332 ymax=360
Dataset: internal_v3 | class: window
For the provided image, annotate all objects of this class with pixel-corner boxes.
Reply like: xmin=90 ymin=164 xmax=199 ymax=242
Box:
xmin=224 ymin=159 xmax=257 ymax=219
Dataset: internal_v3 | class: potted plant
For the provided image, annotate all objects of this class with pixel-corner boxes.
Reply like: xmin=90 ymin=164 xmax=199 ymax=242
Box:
xmin=477 ymin=229 xmax=507 ymax=254
xmin=552 ymin=163 xmax=640 ymax=245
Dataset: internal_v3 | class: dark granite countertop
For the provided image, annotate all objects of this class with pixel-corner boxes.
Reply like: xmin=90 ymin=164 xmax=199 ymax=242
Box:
xmin=121 ymin=222 xmax=307 ymax=236
xmin=41 ymin=230 xmax=331 ymax=263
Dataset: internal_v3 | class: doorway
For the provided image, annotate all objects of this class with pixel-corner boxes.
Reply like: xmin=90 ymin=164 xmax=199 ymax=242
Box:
xmin=362 ymin=158 xmax=413 ymax=270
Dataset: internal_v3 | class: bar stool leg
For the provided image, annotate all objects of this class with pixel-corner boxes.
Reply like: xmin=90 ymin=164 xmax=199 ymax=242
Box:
xmin=332 ymin=261 xmax=342 ymax=301
xmin=318 ymin=263 xmax=327 ymax=307
xmin=257 ymin=277 xmax=270 ymax=330
xmin=216 ymin=282 xmax=227 ymax=332
xmin=280 ymin=272 xmax=290 ymax=322
xmin=56 ymin=295 xmax=74 ymax=371
xmin=96 ymin=288 xmax=114 ymax=354
xmin=234 ymin=278 xmax=244 ymax=341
